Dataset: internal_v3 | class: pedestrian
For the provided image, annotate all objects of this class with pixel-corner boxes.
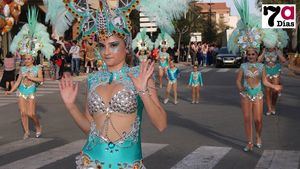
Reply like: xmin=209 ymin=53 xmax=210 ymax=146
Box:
xmin=164 ymin=60 xmax=180 ymax=104
xmin=229 ymin=0 xmax=282 ymax=152
xmin=188 ymin=65 xmax=203 ymax=104
xmin=69 ymin=40 xmax=81 ymax=76
xmin=0 ymin=52 xmax=16 ymax=91
xmin=6 ymin=7 xmax=54 ymax=139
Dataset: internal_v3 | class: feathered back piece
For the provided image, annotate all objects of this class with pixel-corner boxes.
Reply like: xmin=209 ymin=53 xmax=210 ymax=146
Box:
xmin=43 ymin=0 xmax=191 ymax=41
xmin=139 ymin=0 xmax=192 ymax=34
xmin=132 ymin=29 xmax=154 ymax=51
xmin=10 ymin=7 xmax=54 ymax=59
xmin=228 ymin=0 xmax=263 ymax=54
xmin=43 ymin=0 xmax=75 ymax=37
xmin=155 ymin=31 xmax=175 ymax=49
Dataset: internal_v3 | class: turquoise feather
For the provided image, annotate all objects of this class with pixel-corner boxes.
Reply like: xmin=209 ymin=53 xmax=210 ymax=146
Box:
xmin=43 ymin=0 xmax=74 ymax=36
xmin=10 ymin=7 xmax=54 ymax=59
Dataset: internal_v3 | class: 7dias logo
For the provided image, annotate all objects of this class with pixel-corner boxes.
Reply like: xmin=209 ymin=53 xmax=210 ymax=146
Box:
xmin=262 ymin=4 xmax=296 ymax=29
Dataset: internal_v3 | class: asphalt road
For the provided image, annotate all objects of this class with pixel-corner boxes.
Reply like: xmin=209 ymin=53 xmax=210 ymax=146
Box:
xmin=0 ymin=64 xmax=299 ymax=169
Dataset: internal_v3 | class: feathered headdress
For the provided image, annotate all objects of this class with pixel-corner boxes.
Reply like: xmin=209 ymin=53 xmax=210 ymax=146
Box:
xmin=228 ymin=0 xmax=289 ymax=53
xmin=132 ymin=29 xmax=153 ymax=51
xmin=261 ymin=28 xmax=289 ymax=49
xmin=228 ymin=0 xmax=263 ymax=54
xmin=155 ymin=31 xmax=175 ymax=49
xmin=10 ymin=7 xmax=54 ymax=59
xmin=43 ymin=0 xmax=191 ymax=41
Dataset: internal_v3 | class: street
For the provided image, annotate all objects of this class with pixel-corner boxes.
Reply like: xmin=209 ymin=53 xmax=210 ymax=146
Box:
xmin=0 ymin=65 xmax=299 ymax=169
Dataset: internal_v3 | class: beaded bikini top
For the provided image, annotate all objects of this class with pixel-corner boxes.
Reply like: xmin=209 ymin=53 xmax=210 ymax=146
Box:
xmin=87 ymin=65 xmax=140 ymax=115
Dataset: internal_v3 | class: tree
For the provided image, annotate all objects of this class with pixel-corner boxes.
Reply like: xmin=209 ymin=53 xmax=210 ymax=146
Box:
xmin=172 ymin=1 xmax=204 ymax=56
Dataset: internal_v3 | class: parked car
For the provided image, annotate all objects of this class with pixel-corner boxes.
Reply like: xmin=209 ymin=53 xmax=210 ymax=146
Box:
xmin=215 ymin=47 xmax=242 ymax=68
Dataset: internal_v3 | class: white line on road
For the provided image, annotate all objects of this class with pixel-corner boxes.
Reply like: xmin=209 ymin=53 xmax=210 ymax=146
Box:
xmin=171 ymin=146 xmax=231 ymax=169
xmin=0 ymin=138 xmax=53 ymax=157
xmin=0 ymin=139 xmax=85 ymax=169
xmin=200 ymin=68 xmax=212 ymax=73
xmin=217 ymin=68 xmax=230 ymax=72
xmin=235 ymin=69 xmax=240 ymax=73
xmin=37 ymin=88 xmax=60 ymax=91
xmin=0 ymin=103 xmax=9 ymax=107
xmin=142 ymin=143 xmax=168 ymax=158
xmin=255 ymin=150 xmax=300 ymax=169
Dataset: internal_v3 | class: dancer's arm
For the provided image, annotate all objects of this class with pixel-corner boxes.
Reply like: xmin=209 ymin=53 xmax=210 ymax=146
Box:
xmin=59 ymin=76 xmax=91 ymax=134
xmin=236 ymin=68 xmax=244 ymax=92
xmin=5 ymin=73 xmax=22 ymax=95
xmin=128 ymin=60 xmax=167 ymax=132
xmin=262 ymin=69 xmax=282 ymax=91
xmin=26 ymin=68 xmax=44 ymax=83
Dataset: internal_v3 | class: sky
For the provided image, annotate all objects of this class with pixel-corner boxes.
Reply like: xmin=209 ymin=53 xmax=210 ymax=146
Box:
xmin=202 ymin=0 xmax=261 ymax=16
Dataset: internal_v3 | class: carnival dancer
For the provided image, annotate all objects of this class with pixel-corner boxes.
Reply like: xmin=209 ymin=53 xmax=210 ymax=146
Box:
xmin=188 ymin=65 xmax=203 ymax=104
xmin=257 ymin=29 xmax=289 ymax=115
xmin=85 ymin=37 xmax=97 ymax=73
xmin=6 ymin=7 xmax=54 ymax=139
xmin=132 ymin=29 xmax=153 ymax=63
xmin=164 ymin=60 xmax=180 ymax=104
xmin=42 ymin=0 xmax=201 ymax=167
xmin=228 ymin=0 xmax=282 ymax=152
xmin=155 ymin=32 xmax=175 ymax=88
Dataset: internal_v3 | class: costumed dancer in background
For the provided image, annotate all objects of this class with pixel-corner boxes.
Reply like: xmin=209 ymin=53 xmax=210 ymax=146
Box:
xmin=84 ymin=36 xmax=97 ymax=73
xmin=42 ymin=0 xmax=202 ymax=167
xmin=132 ymin=29 xmax=153 ymax=63
xmin=188 ymin=65 xmax=203 ymax=104
xmin=257 ymin=29 xmax=289 ymax=115
xmin=163 ymin=60 xmax=180 ymax=104
xmin=6 ymin=7 xmax=54 ymax=139
xmin=155 ymin=32 xmax=175 ymax=88
xmin=228 ymin=0 xmax=283 ymax=152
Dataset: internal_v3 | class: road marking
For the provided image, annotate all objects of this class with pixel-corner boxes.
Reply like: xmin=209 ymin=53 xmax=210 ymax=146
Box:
xmin=235 ymin=69 xmax=240 ymax=73
xmin=142 ymin=143 xmax=168 ymax=158
xmin=217 ymin=68 xmax=230 ymax=72
xmin=37 ymin=88 xmax=60 ymax=91
xmin=171 ymin=146 xmax=231 ymax=169
xmin=0 ymin=139 xmax=85 ymax=169
xmin=200 ymin=68 xmax=212 ymax=73
xmin=255 ymin=150 xmax=300 ymax=169
xmin=0 ymin=138 xmax=53 ymax=157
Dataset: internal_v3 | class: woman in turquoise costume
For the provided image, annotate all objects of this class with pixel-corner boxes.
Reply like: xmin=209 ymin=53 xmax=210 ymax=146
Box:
xmin=163 ymin=60 xmax=180 ymax=105
xmin=5 ymin=8 xmax=55 ymax=139
xmin=41 ymin=0 xmax=197 ymax=167
xmin=132 ymin=29 xmax=153 ymax=63
xmin=228 ymin=0 xmax=282 ymax=152
xmin=257 ymin=29 xmax=289 ymax=116
xmin=155 ymin=32 xmax=175 ymax=88
xmin=188 ymin=65 xmax=203 ymax=104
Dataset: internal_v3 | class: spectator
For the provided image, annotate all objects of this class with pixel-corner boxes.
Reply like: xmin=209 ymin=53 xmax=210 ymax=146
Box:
xmin=69 ymin=40 xmax=81 ymax=76
xmin=0 ymin=52 xmax=16 ymax=90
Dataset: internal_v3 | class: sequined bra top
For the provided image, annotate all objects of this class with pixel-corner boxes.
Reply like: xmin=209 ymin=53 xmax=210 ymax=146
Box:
xmin=88 ymin=89 xmax=137 ymax=115
xmin=87 ymin=65 xmax=140 ymax=115
xmin=264 ymin=51 xmax=278 ymax=64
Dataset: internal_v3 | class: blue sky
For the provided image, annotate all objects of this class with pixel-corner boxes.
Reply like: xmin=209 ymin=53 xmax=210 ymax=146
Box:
xmin=202 ymin=0 xmax=261 ymax=16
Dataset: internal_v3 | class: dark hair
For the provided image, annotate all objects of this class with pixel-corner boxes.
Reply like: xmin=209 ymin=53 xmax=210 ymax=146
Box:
xmin=6 ymin=52 xmax=13 ymax=58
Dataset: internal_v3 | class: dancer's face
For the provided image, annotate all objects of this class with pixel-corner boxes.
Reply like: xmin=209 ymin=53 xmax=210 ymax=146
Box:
xmin=162 ymin=47 xmax=167 ymax=52
xmin=98 ymin=35 xmax=127 ymax=69
xmin=169 ymin=61 xmax=175 ymax=68
xmin=246 ymin=48 xmax=258 ymax=63
xmin=193 ymin=66 xmax=198 ymax=72
xmin=24 ymin=55 xmax=34 ymax=66
xmin=140 ymin=50 xmax=145 ymax=55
